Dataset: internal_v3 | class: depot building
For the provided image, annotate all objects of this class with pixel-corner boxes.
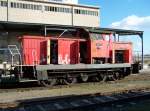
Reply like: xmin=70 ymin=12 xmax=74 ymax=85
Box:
xmin=0 ymin=0 xmax=100 ymax=27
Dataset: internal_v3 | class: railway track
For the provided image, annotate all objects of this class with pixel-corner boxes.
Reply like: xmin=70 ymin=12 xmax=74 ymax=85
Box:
xmin=0 ymin=71 xmax=150 ymax=105
xmin=0 ymin=89 xmax=150 ymax=111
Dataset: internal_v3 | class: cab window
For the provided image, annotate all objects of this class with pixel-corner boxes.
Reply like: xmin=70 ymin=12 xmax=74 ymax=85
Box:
xmin=90 ymin=33 xmax=104 ymax=40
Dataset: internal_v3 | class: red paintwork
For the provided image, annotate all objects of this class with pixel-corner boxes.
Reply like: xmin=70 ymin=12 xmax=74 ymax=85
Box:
xmin=90 ymin=40 xmax=110 ymax=57
xmin=20 ymin=34 xmax=132 ymax=65
xmin=113 ymin=42 xmax=132 ymax=63
xmin=21 ymin=36 xmax=79 ymax=65
xmin=58 ymin=39 xmax=79 ymax=64
xmin=88 ymin=34 xmax=132 ymax=64
xmin=21 ymin=36 xmax=48 ymax=65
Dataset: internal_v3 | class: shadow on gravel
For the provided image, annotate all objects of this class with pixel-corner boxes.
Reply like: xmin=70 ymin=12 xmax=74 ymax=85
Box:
xmin=0 ymin=82 xmax=40 ymax=89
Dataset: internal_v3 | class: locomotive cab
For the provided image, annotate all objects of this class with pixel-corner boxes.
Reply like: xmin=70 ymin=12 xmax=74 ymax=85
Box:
xmin=112 ymin=42 xmax=132 ymax=64
xmin=88 ymin=32 xmax=111 ymax=64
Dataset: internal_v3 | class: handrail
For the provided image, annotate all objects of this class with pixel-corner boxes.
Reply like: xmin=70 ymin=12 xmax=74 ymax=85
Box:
xmin=8 ymin=45 xmax=23 ymax=78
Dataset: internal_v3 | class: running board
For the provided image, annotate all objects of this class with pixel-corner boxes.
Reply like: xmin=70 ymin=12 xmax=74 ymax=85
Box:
xmin=36 ymin=63 xmax=131 ymax=71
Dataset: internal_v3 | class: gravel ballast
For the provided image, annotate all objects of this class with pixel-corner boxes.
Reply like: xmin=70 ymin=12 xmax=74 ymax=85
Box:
xmin=0 ymin=69 xmax=150 ymax=103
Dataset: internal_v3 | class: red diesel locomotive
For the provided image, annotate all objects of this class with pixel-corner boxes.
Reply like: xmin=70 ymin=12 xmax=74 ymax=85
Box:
xmin=0 ymin=27 xmax=143 ymax=86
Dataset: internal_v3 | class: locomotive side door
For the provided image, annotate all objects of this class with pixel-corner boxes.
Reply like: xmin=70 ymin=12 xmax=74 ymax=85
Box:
xmin=79 ymin=41 xmax=88 ymax=64
xmin=40 ymin=40 xmax=47 ymax=65
xmin=47 ymin=40 xmax=50 ymax=64
xmin=46 ymin=39 xmax=59 ymax=65
xmin=49 ymin=40 xmax=58 ymax=64
xmin=58 ymin=39 xmax=79 ymax=64
xmin=70 ymin=41 xmax=79 ymax=64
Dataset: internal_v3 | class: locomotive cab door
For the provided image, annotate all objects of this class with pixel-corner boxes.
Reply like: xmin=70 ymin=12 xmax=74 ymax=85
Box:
xmin=115 ymin=50 xmax=124 ymax=63
xmin=58 ymin=39 xmax=79 ymax=64
xmin=70 ymin=41 xmax=79 ymax=64
xmin=115 ymin=50 xmax=130 ymax=63
xmin=47 ymin=39 xmax=58 ymax=64
xmin=79 ymin=41 xmax=88 ymax=64
xmin=50 ymin=40 xmax=58 ymax=64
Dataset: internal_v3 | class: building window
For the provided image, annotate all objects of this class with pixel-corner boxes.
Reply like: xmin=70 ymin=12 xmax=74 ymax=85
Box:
xmin=0 ymin=1 xmax=7 ymax=7
xmin=10 ymin=2 xmax=42 ymax=10
xmin=74 ymin=9 xmax=99 ymax=16
xmin=45 ymin=6 xmax=71 ymax=13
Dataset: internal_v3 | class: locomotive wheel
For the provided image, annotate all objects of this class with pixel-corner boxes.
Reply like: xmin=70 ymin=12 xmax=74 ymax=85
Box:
xmin=89 ymin=73 xmax=101 ymax=82
xmin=80 ymin=73 xmax=89 ymax=82
xmin=91 ymin=76 xmax=101 ymax=82
xmin=113 ymin=72 xmax=120 ymax=80
xmin=63 ymin=75 xmax=77 ymax=85
xmin=0 ymin=75 xmax=1 ymax=82
xmin=40 ymin=78 xmax=57 ymax=87
xmin=97 ymin=72 xmax=107 ymax=82
xmin=100 ymin=74 xmax=108 ymax=82
xmin=0 ymin=70 xmax=3 ymax=82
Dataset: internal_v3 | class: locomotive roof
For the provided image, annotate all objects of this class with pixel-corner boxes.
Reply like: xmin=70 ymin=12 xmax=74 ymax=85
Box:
xmin=87 ymin=27 xmax=143 ymax=36
xmin=41 ymin=24 xmax=144 ymax=36
xmin=0 ymin=22 xmax=143 ymax=37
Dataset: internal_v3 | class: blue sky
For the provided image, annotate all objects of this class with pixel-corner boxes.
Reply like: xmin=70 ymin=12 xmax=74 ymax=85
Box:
xmin=79 ymin=0 xmax=150 ymax=54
